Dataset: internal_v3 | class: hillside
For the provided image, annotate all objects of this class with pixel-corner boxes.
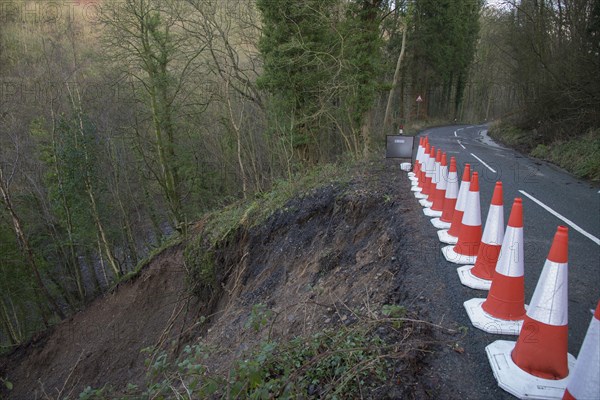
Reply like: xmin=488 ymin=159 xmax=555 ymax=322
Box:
xmin=1 ymin=159 xmax=513 ymax=399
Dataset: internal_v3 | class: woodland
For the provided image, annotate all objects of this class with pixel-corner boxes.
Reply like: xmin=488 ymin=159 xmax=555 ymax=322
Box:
xmin=0 ymin=0 xmax=598 ymax=349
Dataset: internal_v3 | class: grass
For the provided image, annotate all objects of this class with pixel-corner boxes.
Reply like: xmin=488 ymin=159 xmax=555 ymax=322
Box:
xmin=491 ymin=123 xmax=600 ymax=181
xmin=530 ymin=130 xmax=600 ymax=181
xmin=488 ymin=123 xmax=540 ymax=151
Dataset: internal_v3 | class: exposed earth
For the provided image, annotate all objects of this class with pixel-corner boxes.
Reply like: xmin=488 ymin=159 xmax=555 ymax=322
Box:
xmin=1 ymin=158 xmax=517 ymax=399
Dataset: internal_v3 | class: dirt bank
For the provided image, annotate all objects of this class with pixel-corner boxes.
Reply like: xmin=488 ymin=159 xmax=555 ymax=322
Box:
xmin=1 ymin=159 xmax=512 ymax=399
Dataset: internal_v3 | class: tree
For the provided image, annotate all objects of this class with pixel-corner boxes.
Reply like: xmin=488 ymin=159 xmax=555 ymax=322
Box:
xmin=101 ymin=0 xmax=207 ymax=230
xmin=408 ymin=0 xmax=482 ymax=119
xmin=340 ymin=0 xmax=386 ymax=156
xmin=0 ymin=142 xmax=65 ymax=322
xmin=257 ymin=0 xmax=343 ymax=164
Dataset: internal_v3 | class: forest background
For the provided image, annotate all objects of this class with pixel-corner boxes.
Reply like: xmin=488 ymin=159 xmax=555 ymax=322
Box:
xmin=0 ymin=0 xmax=598 ymax=348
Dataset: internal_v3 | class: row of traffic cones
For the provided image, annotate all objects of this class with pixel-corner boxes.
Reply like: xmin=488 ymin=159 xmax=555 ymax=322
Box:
xmin=407 ymin=137 xmax=599 ymax=399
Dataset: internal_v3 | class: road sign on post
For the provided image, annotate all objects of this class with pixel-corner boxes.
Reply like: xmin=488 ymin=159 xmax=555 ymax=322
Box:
xmin=416 ymin=95 xmax=423 ymax=119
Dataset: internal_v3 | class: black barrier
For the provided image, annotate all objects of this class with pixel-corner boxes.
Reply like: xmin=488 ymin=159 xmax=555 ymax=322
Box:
xmin=385 ymin=135 xmax=415 ymax=159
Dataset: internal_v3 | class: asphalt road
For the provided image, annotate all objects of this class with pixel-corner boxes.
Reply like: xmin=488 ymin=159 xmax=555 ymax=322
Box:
xmin=415 ymin=124 xmax=600 ymax=356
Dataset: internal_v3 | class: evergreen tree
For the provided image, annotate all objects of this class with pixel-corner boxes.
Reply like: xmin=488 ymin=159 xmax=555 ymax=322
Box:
xmin=257 ymin=0 xmax=341 ymax=163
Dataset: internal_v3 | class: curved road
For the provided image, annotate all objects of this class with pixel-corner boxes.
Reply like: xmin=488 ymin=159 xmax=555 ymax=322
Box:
xmin=416 ymin=124 xmax=599 ymax=355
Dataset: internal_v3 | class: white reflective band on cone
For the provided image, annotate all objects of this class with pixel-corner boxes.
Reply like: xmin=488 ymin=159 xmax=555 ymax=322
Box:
xmin=432 ymin=161 xmax=441 ymax=185
xmin=425 ymin=156 xmax=435 ymax=178
xmin=455 ymin=182 xmax=471 ymax=212
xmin=566 ymin=316 xmax=600 ymax=399
xmin=481 ymin=205 xmax=504 ymax=245
xmin=461 ymin=191 xmax=481 ymax=226
xmin=437 ymin=165 xmax=448 ymax=190
xmin=527 ymin=260 xmax=568 ymax=326
xmin=445 ymin=172 xmax=458 ymax=198
xmin=495 ymin=226 xmax=524 ymax=278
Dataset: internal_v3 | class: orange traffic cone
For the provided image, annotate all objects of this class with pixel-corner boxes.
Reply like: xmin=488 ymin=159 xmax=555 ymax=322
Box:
xmin=409 ymin=137 xmax=424 ymax=184
xmin=413 ymin=142 xmax=431 ymax=195
xmin=512 ymin=226 xmax=571 ymax=377
xmin=442 ymin=172 xmax=482 ymax=264
xmin=419 ymin=138 xmax=430 ymax=185
xmin=416 ymin=146 xmax=435 ymax=199
xmin=431 ymin=157 xmax=459 ymax=229
xmin=419 ymin=149 xmax=442 ymax=208
xmin=485 ymin=226 xmax=576 ymax=399
xmin=464 ymin=198 xmax=526 ymax=335
xmin=458 ymin=181 xmax=504 ymax=290
xmin=437 ymin=163 xmax=470 ymax=243
xmin=424 ymin=153 xmax=448 ymax=217
xmin=430 ymin=153 xmax=447 ymax=211
xmin=563 ymin=300 xmax=600 ymax=400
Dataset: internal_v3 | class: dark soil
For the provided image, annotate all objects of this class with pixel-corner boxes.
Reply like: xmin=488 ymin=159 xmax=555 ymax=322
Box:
xmin=1 ymin=158 xmax=513 ymax=399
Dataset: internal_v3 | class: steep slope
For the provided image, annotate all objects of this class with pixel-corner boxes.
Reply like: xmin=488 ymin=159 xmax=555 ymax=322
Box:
xmin=1 ymin=159 xmax=513 ymax=399
xmin=0 ymin=245 xmax=201 ymax=398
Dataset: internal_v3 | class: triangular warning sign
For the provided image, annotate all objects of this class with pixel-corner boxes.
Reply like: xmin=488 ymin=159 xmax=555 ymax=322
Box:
xmin=416 ymin=95 xmax=423 ymax=102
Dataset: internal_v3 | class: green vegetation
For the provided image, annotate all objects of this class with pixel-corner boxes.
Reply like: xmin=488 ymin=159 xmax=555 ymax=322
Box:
xmin=2 ymin=0 xmax=596 ymax=364
xmin=490 ymin=124 xmax=600 ymax=181
xmin=489 ymin=123 xmax=539 ymax=151
xmin=531 ymin=131 xmax=600 ymax=181
xmin=78 ymin=304 xmax=426 ymax=399
xmin=470 ymin=1 xmax=599 ymax=170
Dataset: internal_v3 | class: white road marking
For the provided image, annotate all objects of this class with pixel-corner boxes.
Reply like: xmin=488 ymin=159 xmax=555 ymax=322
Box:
xmin=519 ymin=190 xmax=600 ymax=246
xmin=454 ymin=131 xmax=457 ymax=137
xmin=458 ymin=140 xmax=466 ymax=149
xmin=470 ymin=153 xmax=497 ymax=173
xmin=457 ymin=128 xmax=464 ymax=131
xmin=467 ymin=126 xmax=474 ymax=129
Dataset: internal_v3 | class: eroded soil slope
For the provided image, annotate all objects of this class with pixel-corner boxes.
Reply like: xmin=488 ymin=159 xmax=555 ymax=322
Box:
xmin=1 ymin=159 xmax=512 ymax=399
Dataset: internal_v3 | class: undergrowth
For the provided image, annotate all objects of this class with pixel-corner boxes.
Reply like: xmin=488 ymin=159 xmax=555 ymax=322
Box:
xmin=488 ymin=123 xmax=540 ymax=151
xmin=530 ymin=130 xmax=600 ymax=181
xmin=78 ymin=304 xmax=435 ymax=399
xmin=490 ymin=123 xmax=600 ymax=181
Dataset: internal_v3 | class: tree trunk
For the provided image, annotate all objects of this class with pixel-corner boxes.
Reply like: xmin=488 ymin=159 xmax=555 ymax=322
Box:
xmin=67 ymin=83 xmax=122 ymax=279
xmin=383 ymin=26 xmax=407 ymax=134
xmin=0 ymin=166 xmax=65 ymax=320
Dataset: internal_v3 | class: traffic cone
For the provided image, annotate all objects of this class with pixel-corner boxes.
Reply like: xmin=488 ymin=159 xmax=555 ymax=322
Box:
xmin=412 ymin=142 xmax=430 ymax=193
xmin=563 ymin=300 xmax=600 ymax=400
xmin=430 ymin=153 xmax=447 ymax=211
xmin=418 ymin=138 xmax=430 ymax=185
xmin=437 ymin=163 xmax=470 ymax=243
xmin=419 ymin=149 xmax=441 ymax=208
xmin=442 ymin=172 xmax=482 ymax=264
xmin=415 ymin=145 xmax=435 ymax=199
xmin=485 ymin=226 xmax=576 ymax=399
xmin=409 ymin=137 xmax=424 ymax=182
xmin=464 ymin=198 xmax=526 ymax=335
xmin=458 ymin=181 xmax=504 ymax=290
xmin=424 ymin=153 xmax=448 ymax=217
xmin=411 ymin=139 xmax=428 ymax=190
xmin=431 ymin=157 xmax=459 ymax=229
xmin=409 ymin=137 xmax=423 ymax=182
